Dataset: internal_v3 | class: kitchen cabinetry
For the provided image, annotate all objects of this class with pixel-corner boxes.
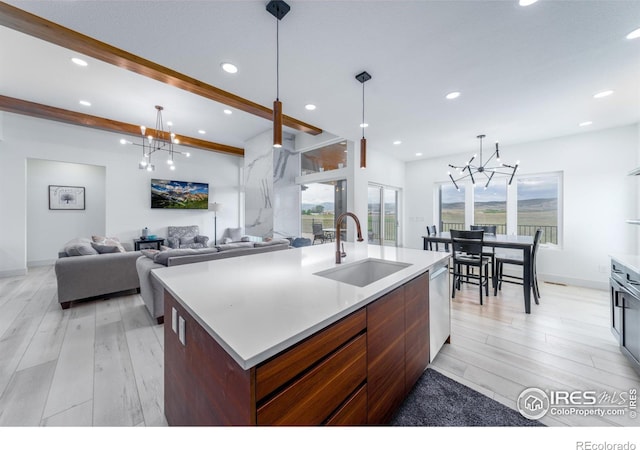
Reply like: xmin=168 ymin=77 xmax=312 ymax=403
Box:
xmin=164 ymin=271 xmax=431 ymax=426
xmin=609 ymin=257 xmax=640 ymax=376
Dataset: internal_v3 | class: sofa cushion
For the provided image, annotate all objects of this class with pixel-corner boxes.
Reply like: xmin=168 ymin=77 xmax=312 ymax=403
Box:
xmin=254 ymin=239 xmax=291 ymax=248
xmin=153 ymin=247 xmax=219 ymax=266
xmin=226 ymin=227 xmax=243 ymax=242
xmin=91 ymin=242 xmax=124 ymax=254
xmin=64 ymin=239 xmax=99 ymax=256
xmin=215 ymin=242 xmax=254 ymax=251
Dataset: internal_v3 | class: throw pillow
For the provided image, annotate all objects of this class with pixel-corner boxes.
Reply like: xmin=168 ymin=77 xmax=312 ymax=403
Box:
xmin=91 ymin=242 xmax=122 ymax=254
xmin=180 ymin=236 xmax=195 ymax=246
xmin=92 ymin=235 xmax=126 ymax=253
xmin=64 ymin=242 xmax=99 ymax=256
xmin=227 ymin=227 xmax=243 ymax=242
xmin=140 ymin=249 xmax=160 ymax=259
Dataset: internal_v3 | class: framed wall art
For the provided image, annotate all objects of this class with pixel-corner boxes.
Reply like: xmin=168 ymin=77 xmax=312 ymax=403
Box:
xmin=49 ymin=185 xmax=85 ymax=210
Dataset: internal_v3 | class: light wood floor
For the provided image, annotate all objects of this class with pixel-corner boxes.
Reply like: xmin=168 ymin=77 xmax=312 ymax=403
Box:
xmin=0 ymin=265 xmax=638 ymax=426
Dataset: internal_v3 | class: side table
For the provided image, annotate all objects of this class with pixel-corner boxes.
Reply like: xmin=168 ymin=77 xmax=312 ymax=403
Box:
xmin=134 ymin=238 xmax=165 ymax=251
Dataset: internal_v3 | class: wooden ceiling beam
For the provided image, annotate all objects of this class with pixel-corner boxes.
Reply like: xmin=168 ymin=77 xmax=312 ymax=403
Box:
xmin=0 ymin=2 xmax=323 ymax=136
xmin=0 ymin=95 xmax=244 ymax=156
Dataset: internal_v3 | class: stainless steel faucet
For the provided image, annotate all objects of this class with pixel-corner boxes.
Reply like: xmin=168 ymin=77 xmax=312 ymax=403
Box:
xmin=335 ymin=212 xmax=364 ymax=263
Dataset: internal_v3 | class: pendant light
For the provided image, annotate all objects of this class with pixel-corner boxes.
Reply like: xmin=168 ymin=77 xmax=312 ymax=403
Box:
xmin=356 ymin=71 xmax=371 ymax=169
xmin=266 ymin=1 xmax=290 ymax=148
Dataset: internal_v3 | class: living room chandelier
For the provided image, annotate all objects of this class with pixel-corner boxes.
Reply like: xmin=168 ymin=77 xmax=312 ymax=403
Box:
xmin=120 ymin=105 xmax=190 ymax=172
xmin=447 ymin=134 xmax=519 ymax=190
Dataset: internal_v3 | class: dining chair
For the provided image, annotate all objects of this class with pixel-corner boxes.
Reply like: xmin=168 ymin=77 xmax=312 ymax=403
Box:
xmin=312 ymin=223 xmax=325 ymax=245
xmin=425 ymin=225 xmax=437 ymax=250
xmin=470 ymin=225 xmax=497 ymax=285
xmin=493 ymin=229 xmax=543 ymax=304
xmin=450 ymin=229 xmax=491 ymax=305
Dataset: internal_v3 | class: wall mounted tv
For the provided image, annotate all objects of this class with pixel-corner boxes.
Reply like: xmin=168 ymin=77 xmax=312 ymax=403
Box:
xmin=151 ymin=179 xmax=209 ymax=210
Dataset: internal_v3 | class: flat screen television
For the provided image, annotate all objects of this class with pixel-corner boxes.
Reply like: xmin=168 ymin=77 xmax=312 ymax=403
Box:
xmin=151 ymin=179 xmax=209 ymax=209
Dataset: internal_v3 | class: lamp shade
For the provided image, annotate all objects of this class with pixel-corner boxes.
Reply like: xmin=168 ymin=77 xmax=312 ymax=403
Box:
xmin=208 ymin=202 xmax=222 ymax=212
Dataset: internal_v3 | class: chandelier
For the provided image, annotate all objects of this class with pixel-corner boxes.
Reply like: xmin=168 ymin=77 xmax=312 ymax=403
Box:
xmin=447 ymin=134 xmax=519 ymax=190
xmin=120 ymin=105 xmax=190 ymax=172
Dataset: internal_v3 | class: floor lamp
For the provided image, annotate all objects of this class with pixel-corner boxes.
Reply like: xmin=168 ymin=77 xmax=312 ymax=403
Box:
xmin=208 ymin=202 xmax=222 ymax=245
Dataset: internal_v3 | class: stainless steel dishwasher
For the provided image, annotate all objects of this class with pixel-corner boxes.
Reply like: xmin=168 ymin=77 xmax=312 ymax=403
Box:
xmin=429 ymin=260 xmax=450 ymax=362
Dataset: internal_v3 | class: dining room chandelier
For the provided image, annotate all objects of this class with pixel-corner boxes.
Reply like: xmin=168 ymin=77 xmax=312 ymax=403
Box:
xmin=120 ymin=105 xmax=190 ymax=172
xmin=447 ymin=134 xmax=519 ymax=190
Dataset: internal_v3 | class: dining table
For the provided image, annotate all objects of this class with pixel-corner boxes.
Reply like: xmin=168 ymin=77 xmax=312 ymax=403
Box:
xmin=422 ymin=232 xmax=536 ymax=314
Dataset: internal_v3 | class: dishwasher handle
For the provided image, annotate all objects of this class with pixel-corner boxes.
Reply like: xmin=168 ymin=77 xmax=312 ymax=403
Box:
xmin=430 ymin=265 xmax=448 ymax=280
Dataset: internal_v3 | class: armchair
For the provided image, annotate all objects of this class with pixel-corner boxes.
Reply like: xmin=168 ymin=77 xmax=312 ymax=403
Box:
xmin=166 ymin=225 xmax=209 ymax=249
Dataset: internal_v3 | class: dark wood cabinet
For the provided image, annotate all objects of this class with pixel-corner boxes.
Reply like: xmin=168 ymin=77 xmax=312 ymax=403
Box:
xmin=609 ymin=258 xmax=640 ymax=376
xmin=404 ymin=273 xmax=430 ymax=394
xmin=367 ymin=287 xmax=407 ymax=424
xmin=367 ymin=271 xmax=430 ymax=424
xmin=164 ymin=270 xmax=432 ymax=425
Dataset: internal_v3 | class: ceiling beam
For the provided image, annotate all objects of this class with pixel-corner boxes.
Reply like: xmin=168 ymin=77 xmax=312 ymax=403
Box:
xmin=0 ymin=95 xmax=245 ymax=157
xmin=0 ymin=2 xmax=323 ymax=136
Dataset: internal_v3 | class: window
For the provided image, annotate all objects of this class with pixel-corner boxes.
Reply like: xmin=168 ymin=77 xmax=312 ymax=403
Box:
xmin=300 ymin=141 xmax=347 ymax=175
xmin=474 ymin=183 xmax=507 ymax=234
xmin=439 ymin=184 xmax=465 ymax=232
xmin=516 ymin=174 xmax=560 ymax=244
xmin=301 ymin=180 xmax=347 ymax=240
xmin=436 ymin=172 xmax=562 ymax=245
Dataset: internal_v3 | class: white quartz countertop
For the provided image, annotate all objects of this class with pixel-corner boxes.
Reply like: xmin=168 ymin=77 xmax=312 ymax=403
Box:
xmin=152 ymin=242 xmax=450 ymax=370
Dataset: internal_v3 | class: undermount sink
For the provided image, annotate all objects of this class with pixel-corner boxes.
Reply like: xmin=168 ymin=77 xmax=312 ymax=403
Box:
xmin=314 ymin=258 xmax=412 ymax=287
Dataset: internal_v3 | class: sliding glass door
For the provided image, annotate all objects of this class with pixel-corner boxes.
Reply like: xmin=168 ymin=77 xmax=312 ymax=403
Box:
xmin=368 ymin=184 xmax=400 ymax=246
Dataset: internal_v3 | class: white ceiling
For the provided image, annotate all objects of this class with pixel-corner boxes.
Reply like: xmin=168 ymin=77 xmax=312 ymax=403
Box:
xmin=2 ymin=0 xmax=639 ymax=161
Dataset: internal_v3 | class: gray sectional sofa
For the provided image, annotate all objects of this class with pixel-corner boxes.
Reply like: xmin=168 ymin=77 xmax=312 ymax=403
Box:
xmin=136 ymin=239 xmax=291 ymax=323
xmin=55 ymin=237 xmax=141 ymax=309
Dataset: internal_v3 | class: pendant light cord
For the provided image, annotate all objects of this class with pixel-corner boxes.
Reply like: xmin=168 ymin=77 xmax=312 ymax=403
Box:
xmin=276 ymin=18 xmax=280 ymax=101
xmin=362 ymin=82 xmax=365 ymax=139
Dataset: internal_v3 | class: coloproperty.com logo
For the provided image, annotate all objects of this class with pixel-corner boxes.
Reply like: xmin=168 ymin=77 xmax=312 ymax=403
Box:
xmin=517 ymin=387 xmax=638 ymax=420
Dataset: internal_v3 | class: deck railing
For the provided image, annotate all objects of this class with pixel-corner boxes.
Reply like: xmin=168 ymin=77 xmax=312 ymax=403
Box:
xmin=441 ymin=222 xmax=558 ymax=244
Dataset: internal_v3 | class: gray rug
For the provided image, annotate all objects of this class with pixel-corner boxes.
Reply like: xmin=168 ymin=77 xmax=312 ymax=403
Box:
xmin=390 ymin=369 xmax=544 ymax=426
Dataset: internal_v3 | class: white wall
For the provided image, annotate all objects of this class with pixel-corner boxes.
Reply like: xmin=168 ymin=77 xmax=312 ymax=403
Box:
xmin=405 ymin=124 xmax=639 ymax=289
xmin=0 ymin=113 xmax=242 ymax=277
xmin=26 ymin=159 xmax=106 ymax=266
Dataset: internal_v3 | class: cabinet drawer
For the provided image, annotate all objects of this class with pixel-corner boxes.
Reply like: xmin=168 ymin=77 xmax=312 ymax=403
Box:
xmin=256 ymin=308 xmax=366 ymax=401
xmin=257 ymin=333 xmax=367 ymax=425
xmin=325 ymin=383 xmax=367 ymax=426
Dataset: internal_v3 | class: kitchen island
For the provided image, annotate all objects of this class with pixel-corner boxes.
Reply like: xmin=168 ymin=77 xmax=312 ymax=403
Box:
xmin=152 ymin=242 xmax=451 ymax=425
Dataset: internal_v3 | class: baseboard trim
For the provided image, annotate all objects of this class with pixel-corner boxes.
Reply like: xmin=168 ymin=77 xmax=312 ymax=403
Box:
xmin=0 ymin=268 xmax=28 ymax=278
xmin=538 ymin=273 xmax=608 ymax=291
xmin=27 ymin=259 xmax=56 ymax=268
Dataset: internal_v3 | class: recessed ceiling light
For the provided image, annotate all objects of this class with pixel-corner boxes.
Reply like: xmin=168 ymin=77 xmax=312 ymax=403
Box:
xmin=167 ymin=121 xmax=173 ymax=127
xmin=340 ymin=141 xmax=347 ymax=145
xmin=393 ymin=140 xmax=402 ymax=145
xmin=221 ymin=62 xmax=238 ymax=74
xmin=223 ymin=109 xmax=232 ymax=115
xmin=579 ymin=121 xmax=593 ymax=127
xmin=594 ymin=90 xmax=614 ymax=99
xmin=445 ymin=92 xmax=460 ymax=100
xmin=305 ymin=104 xmax=316 ymax=111
xmin=79 ymin=100 xmax=91 ymax=106
xmin=360 ymin=123 xmax=369 ymax=128
xmin=519 ymin=0 xmax=538 ymax=6
xmin=415 ymin=153 xmax=423 ymax=157
xmin=626 ymin=28 xmax=640 ymax=40
xmin=71 ymin=57 xmax=88 ymax=67
xmin=198 ymin=130 xmax=206 ymax=135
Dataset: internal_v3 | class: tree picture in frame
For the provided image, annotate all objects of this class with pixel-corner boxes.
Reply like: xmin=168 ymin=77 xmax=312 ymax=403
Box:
xmin=49 ymin=185 xmax=85 ymax=210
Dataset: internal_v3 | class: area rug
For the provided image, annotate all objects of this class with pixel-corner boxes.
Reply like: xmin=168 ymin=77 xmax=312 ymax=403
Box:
xmin=390 ymin=369 xmax=544 ymax=426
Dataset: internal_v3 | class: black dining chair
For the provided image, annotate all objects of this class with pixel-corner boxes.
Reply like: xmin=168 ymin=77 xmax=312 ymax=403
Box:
xmin=493 ymin=228 xmax=543 ymax=304
xmin=425 ymin=225 xmax=438 ymax=250
xmin=451 ymin=229 xmax=491 ymax=305
xmin=312 ymin=223 xmax=325 ymax=245
xmin=470 ymin=225 xmax=497 ymax=285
